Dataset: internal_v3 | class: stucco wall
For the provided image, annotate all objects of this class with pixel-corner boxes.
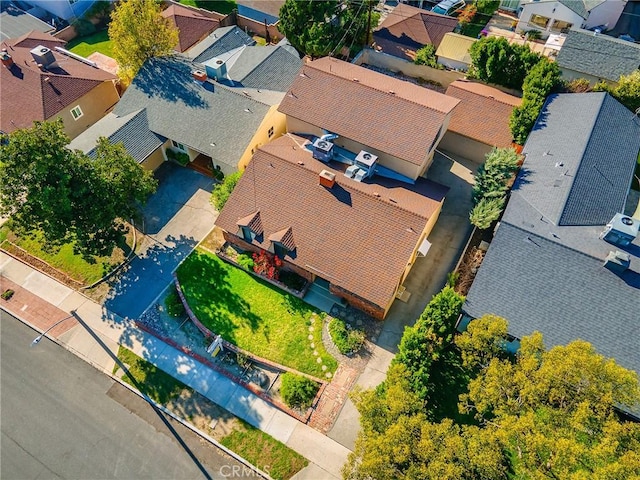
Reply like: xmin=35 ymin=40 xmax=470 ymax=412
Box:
xmin=437 ymin=56 xmax=470 ymax=72
xmin=584 ymin=1 xmax=625 ymax=30
xmin=516 ymin=3 xmax=583 ymax=37
xmin=140 ymin=148 xmax=165 ymax=172
xmin=58 ymin=80 xmax=119 ymax=139
xmin=439 ymin=131 xmax=493 ymax=164
xmin=236 ymin=16 xmax=281 ymax=42
xmin=353 ymin=48 xmax=465 ymax=88
xmin=238 ymin=104 xmax=287 ymax=170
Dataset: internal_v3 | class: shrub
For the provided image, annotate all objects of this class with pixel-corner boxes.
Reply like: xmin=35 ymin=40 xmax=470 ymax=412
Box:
xmin=414 ymin=44 xmax=438 ymax=68
xmin=524 ymin=29 xmax=542 ymax=40
xmin=211 ymin=171 xmax=242 ymax=210
xmin=472 ymin=147 xmax=520 ymax=205
xmin=236 ymin=253 xmax=254 ymax=271
xmin=469 ymin=196 xmax=505 ymax=229
xmin=595 ymin=70 xmax=640 ymax=113
xmin=328 ymin=318 xmax=365 ymax=355
xmin=475 ymin=0 xmax=499 ymax=14
xmin=565 ymin=78 xmax=592 ymax=93
xmin=457 ymin=5 xmax=477 ymax=27
xmin=165 ymin=148 xmax=189 ymax=166
xmin=280 ymin=373 xmax=319 ymax=409
xmin=252 ymin=250 xmax=282 ymax=280
xmin=72 ymin=18 xmax=96 ymax=37
xmin=1 ymin=289 xmax=15 ymax=300
xmin=165 ymin=286 xmax=185 ymax=317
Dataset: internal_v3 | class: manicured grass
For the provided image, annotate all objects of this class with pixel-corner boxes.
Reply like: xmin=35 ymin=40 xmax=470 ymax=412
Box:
xmin=177 ymin=249 xmax=338 ymax=377
xmin=114 ymin=346 xmax=186 ymax=404
xmin=460 ymin=13 xmax=492 ymax=39
xmin=179 ymin=0 xmax=237 ymax=15
xmin=221 ymin=422 xmax=308 ymax=480
xmin=7 ymin=230 xmax=124 ymax=285
xmin=66 ymin=30 xmax=113 ymax=58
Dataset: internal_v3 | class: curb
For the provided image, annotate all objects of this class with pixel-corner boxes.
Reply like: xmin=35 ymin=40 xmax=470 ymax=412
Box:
xmin=1 ymin=305 xmax=273 ymax=480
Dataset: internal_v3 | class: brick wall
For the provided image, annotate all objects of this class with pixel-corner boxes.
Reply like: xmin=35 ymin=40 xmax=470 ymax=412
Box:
xmin=329 ymin=284 xmax=386 ymax=320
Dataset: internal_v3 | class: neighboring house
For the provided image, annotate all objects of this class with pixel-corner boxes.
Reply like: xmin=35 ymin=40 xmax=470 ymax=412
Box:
xmin=161 ymin=2 xmax=227 ymax=53
xmin=373 ymin=3 xmax=458 ymax=61
xmin=83 ymin=55 xmax=287 ymax=174
xmin=68 ymin=109 xmax=166 ymax=171
xmin=215 ymin=134 xmax=448 ymax=320
xmin=188 ymin=25 xmax=255 ymax=64
xmin=440 ymin=80 xmax=521 ymax=161
xmin=556 ymin=28 xmax=640 ymax=85
xmin=0 ymin=31 xmax=119 ymax=138
xmin=435 ymin=32 xmax=475 ymax=71
xmin=236 ymin=0 xmax=283 ymax=25
xmin=0 ymin=2 xmax=54 ymax=41
xmin=516 ymin=0 xmax=627 ymax=37
xmin=18 ymin=0 xmax=112 ymax=22
xmin=463 ymin=93 xmax=640 ymax=416
xmin=278 ymin=57 xmax=460 ymax=181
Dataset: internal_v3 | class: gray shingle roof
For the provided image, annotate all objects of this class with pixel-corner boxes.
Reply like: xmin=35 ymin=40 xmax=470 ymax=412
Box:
xmin=188 ymin=26 xmax=255 ymax=63
xmin=69 ymin=109 xmax=166 ymax=163
xmin=113 ymin=55 xmax=282 ymax=169
xmin=228 ymin=45 xmax=301 ymax=92
xmin=557 ymin=29 xmax=640 ymax=82
xmin=464 ymin=92 xmax=640 ymax=383
xmin=0 ymin=2 xmax=54 ymax=41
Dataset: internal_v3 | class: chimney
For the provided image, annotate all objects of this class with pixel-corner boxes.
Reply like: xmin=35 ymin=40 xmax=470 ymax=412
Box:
xmin=0 ymin=50 xmax=13 ymax=68
xmin=603 ymin=250 xmax=630 ymax=274
xmin=192 ymin=69 xmax=207 ymax=82
xmin=319 ymin=169 xmax=336 ymax=189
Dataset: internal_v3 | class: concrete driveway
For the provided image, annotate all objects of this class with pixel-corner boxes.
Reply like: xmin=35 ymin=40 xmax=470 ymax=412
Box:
xmin=104 ymin=163 xmax=217 ymax=319
xmin=327 ymin=149 xmax=478 ymax=449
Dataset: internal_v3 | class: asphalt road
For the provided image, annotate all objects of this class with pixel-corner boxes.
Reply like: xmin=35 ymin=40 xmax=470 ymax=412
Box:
xmin=0 ymin=311 xmax=253 ymax=480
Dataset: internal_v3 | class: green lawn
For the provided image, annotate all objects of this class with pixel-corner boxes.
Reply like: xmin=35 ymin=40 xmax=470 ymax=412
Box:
xmin=114 ymin=346 xmax=186 ymax=404
xmin=3 ymin=229 xmax=125 ymax=285
xmin=66 ymin=30 xmax=113 ymax=58
xmin=179 ymin=0 xmax=237 ymax=15
xmin=460 ymin=13 xmax=492 ymax=39
xmin=222 ymin=422 xmax=308 ymax=480
xmin=177 ymin=249 xmax=338 ymax=377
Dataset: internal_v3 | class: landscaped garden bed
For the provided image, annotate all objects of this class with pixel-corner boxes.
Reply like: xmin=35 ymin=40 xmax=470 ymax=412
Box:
xmin=176 ymin=248 xmax=337 ymax=378
xmin=453 ymin=227 xmax=492 ymax=295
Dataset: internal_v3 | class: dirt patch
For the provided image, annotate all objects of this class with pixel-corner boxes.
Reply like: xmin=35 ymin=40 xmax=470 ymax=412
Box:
xmin=199 ymin=226 xmax=226 ymax=253
xmin=454 ymin=228 xmax=491 ymax=296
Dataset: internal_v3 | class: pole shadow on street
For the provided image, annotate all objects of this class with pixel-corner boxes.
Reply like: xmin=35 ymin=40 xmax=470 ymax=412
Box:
xmin=68 ymin=311 xmax=213 ymax=480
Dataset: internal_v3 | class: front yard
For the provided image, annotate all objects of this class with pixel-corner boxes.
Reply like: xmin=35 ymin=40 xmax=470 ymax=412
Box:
xmin=177 ymin=249 xmax=338 ymax=378
xmin=66 ymin=30 xmax=113 ymax=58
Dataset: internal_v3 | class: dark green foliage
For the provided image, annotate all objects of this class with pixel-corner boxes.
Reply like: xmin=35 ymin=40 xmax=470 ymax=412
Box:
xmin=593 ymin=70 xmax=640 ymax=113
xmin=236 ymin=253 xmax=254 ymax=271
xmin=475 ymin=0 xmax=499 ymax=14
xmin=280 ymin=373 xmax=319 ymax=409
xmin=165 ymin=148 xmax=190 ymax=166
xmin=414 ymin=44 xmax=438 ymax=68
xmin=279 ymin=270 xmax=307 ymax=292
xmin=1 ymin=289 xmax=15 ymax=300
xmin=469 ymin=196 xmax=505 ymax=230
xmin=328 ymin=318 xmax=365 ymax=355
xmin=0 ymin=120 xmax=157 ymax=257
xmin=468 ymin=36 xmax=541 ymax=90
xmin=165 ymin=286 xmax=186 ymax=317
xmin=393 ymin=286 xmax=465 ymax=401
xmin=72 ymin=18 xmax=96 ymax=37
xmin=471 ymin=147 xmax=520 ymax=206
xmin=211 ymin=171 xmax=242 ymax=210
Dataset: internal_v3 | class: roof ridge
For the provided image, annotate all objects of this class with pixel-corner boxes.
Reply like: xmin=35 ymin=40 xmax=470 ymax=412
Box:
xmin=304 ymin=62 xmax=451 ymax=115
xmin=216 ymin=81 xmax=272 ymax=107
xmin=235 ymin=45 xmax=278 ymax=81
xmin=448 ymin=82 xmax=520 ymax=107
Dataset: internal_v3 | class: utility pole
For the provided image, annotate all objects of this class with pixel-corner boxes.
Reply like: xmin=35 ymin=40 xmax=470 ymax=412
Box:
xmin=365 ymin=0 xmax=373 ymax=49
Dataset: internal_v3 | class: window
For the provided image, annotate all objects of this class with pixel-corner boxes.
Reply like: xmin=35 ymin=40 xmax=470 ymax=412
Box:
xmin=528 ymin=14 xmax=550 ymax=29
xmin=268 ymin=126 xmax=274 ymax=138
xmin=241 ymin=226 xmax=254 ymax=243
xmin=273 ymin=242 xmax=287 ymax=259
xmin=172 ymin=140 xmax=186 ymax=151
xmin=551 ymin=19 xmax=573 ymax=32
xmin=70 ymin=105 xmax=83 ymax=120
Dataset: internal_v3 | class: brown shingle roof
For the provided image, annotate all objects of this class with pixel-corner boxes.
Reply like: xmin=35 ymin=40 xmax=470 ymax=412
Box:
xmin=278 ymin=57 xmax=459 ymax=166
xmin=161 ymin=3 xmax=223 ymax=53
xmin=237 ymin=211 xmax=264 ymax=234
xmin=1 ymin=32 xmax=116 ymax=134
xmin=215 ymin=134 xmax=447 ymax=311
xmin=445 ymin=80 xmax=521 ymax=148
xmin=269 ymin=227 xmax=296 ymax=251
xmin=373 ymin=3 xmax=458 ymax=60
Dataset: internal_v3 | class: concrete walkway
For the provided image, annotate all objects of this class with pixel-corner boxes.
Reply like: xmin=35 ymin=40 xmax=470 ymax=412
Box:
xmin=0 ymin=251 xmax=349 ymax=479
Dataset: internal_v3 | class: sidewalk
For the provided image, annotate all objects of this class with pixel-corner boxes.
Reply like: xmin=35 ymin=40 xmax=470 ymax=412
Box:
xmin=0 ymin=251 xmax=349 ymax=480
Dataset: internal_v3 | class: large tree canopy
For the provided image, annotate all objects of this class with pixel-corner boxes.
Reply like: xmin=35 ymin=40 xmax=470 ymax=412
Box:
xmin=0 ymin=120 xmax=157 ymax=256
xmin=109 ymin=0 xmax=178 ymax=84
xmin=278 ymin=0 xmax=377 ymax=58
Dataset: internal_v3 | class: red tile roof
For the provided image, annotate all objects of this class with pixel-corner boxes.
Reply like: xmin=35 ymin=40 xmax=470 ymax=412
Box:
xmin=1 ymin=32 xmax=116 ymax=134
xmin=374 ymin=3 xmax=458 ymax=60
xmin=215 ymin=134 xmax=448 ymax=311
xmin=278 ymin=57 xmax=459 ymax=166
xmin=445 ymin=80 xmax=522 ymax=148
xmin=161 ymin=3 xmax=223 ymax=52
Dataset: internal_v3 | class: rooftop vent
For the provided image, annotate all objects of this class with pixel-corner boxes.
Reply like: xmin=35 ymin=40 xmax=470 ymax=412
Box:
xmin=205 ymin=58 xmax=226 ymax=80
xmin=353 ymin=150 xmax=378 ymax=180
xmin=192 ymin=69 xmax=207 ymax=82
xmin=312 ymin=138 xmax=334 ymax=162
xmin=603 ymin=250 xmax=630 ymax=274
xmin=600 ymin=213 xmax=639 ymax=247
xmin=319 ymin=169 xmax=336 ymax=188
xmin=30 ymin=45 xmax=56 ymax=69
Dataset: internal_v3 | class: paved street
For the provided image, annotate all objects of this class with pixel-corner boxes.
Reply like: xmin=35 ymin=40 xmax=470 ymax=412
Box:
xmin=104 ymin=163 xmax=217 ymax=320
xmin=0 ymin=312 xmax=249 ymax=480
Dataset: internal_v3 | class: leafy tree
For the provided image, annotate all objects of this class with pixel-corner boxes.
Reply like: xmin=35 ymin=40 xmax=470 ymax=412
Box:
xmin=278 ymin=0 xmax=376 ymax=58
xmin=109 ymin=0 xmax=178 ymax=84
xmin=414 ymin=44 xmax=438 ymax=68
xmin=0 ymin=120 xmax=157 ymax=256
xmin=594 ymin=70 xmax=640 ymax=113
xmin=393 ymin=286 xmax=464 ymax=401
xmin=280 ymin=373 xmax=318 ymax=409
xmin=211 ymin=170 xmax=242 ymax=210
xmin=455 ymin=314 xmax=509 ymax=372
xmin=469 ymin=196 xmax=505 ymax=230
xmin=471 ymin=147 xmax=519 ymax=205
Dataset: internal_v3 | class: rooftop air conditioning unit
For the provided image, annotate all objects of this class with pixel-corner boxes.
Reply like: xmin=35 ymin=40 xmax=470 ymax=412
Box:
xmin=312 ymin=138 xmax=334 ymax=162
xmin=30 ymin=45 xmax=57 ymax=69
xmin=600 ymin=213 xmax=640 ymax=247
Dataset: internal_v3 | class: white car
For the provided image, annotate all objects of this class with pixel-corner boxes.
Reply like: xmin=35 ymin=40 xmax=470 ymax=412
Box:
xmin=431 ymin=0 xmax=466 ymax=16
